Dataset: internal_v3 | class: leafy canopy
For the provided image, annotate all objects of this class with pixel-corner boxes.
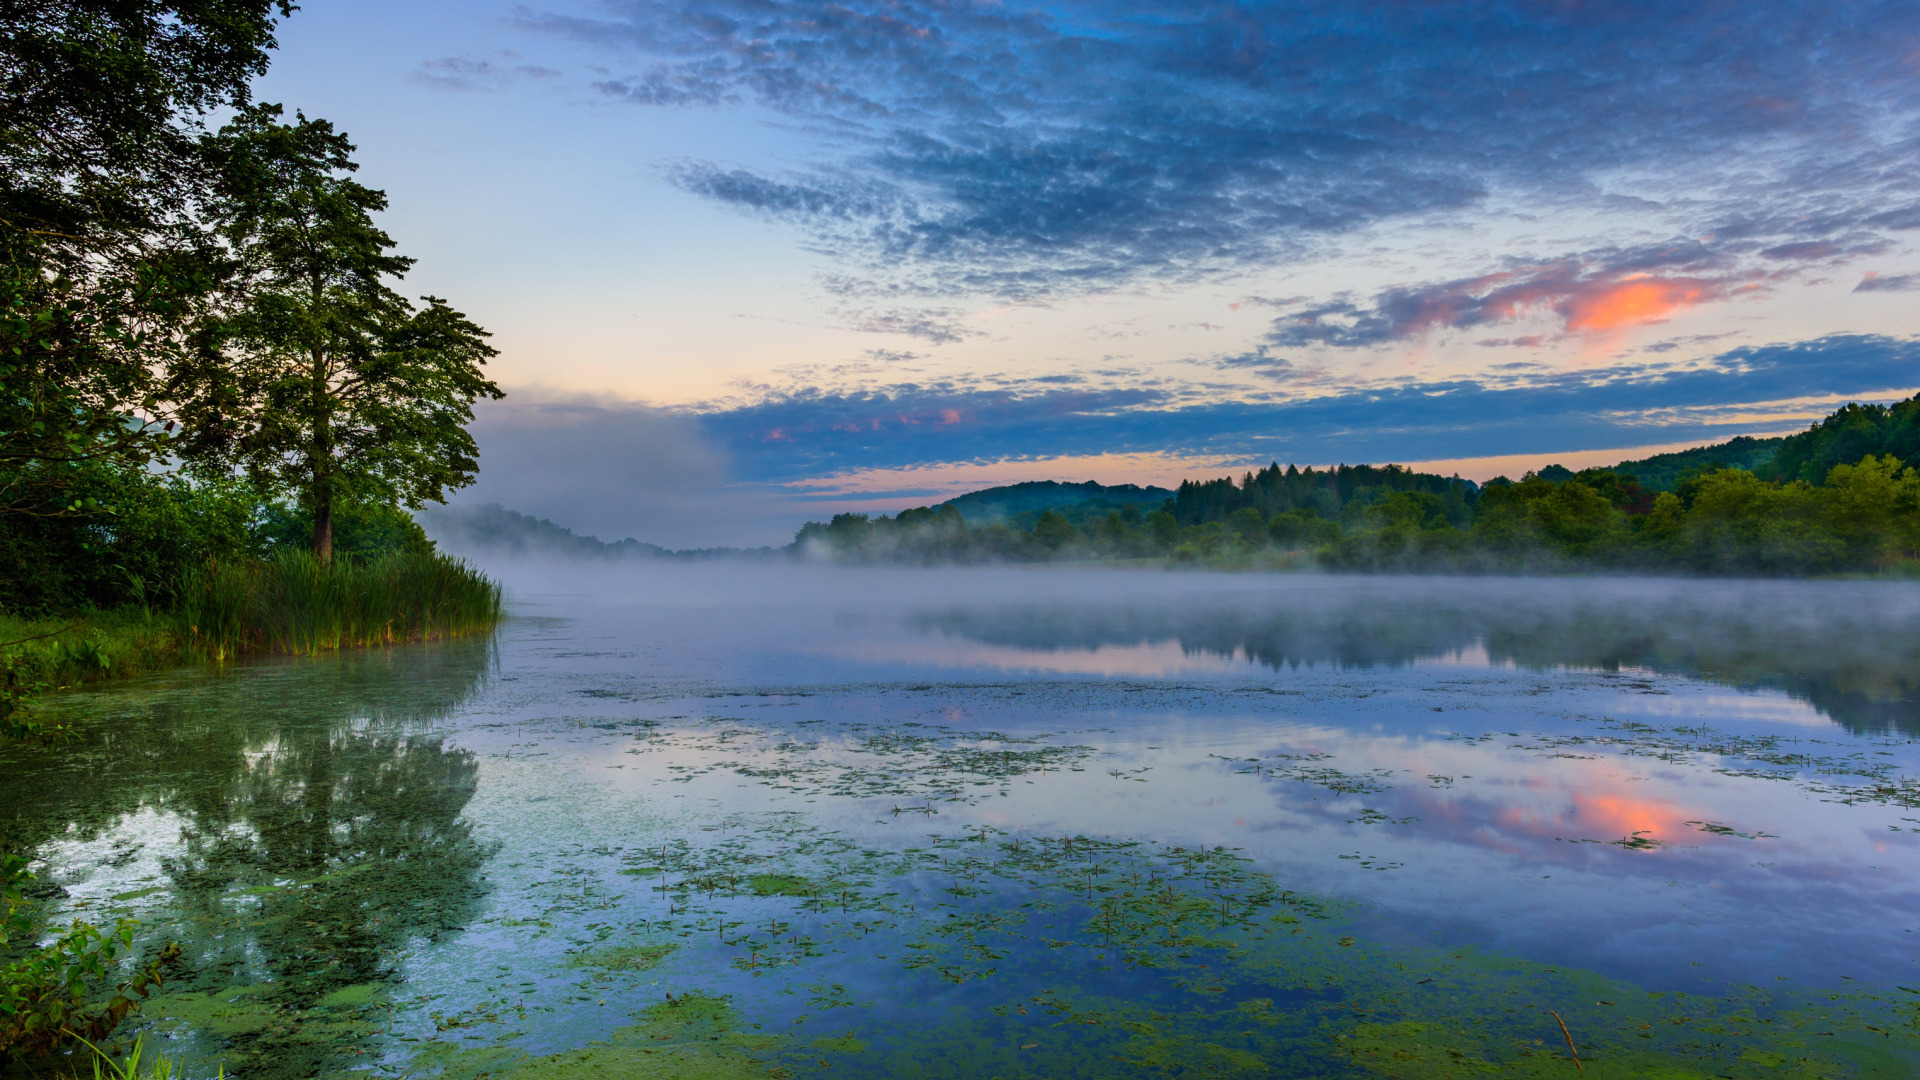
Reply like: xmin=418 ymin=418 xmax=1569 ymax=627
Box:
xmin=0 ymin=0 xmax=288 ymax=518
xmin=172 ymin=105 xmax=502 ymax=558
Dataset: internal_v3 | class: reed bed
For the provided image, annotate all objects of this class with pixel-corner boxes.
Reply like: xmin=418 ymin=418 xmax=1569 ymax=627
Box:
xmin=177 ymin=551 xmax=502 ymax=659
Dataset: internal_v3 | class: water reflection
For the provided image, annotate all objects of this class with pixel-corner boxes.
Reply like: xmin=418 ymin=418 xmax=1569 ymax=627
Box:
xmin=7 ymin=570 xmax=1920 ymax=1079
xmin=3 ymin=640 xmax=495 ymax=1077
xmin=904 ymin=582 xmax=1920 ymax=732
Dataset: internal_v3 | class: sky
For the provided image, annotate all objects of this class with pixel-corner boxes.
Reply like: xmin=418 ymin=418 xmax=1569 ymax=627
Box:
xmin=254 ymin=0 xmax=1920 ymax=546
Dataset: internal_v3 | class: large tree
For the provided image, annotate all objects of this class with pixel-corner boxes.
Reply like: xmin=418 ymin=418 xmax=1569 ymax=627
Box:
xmin=0 ymin=0 xmax=288 ymax=518
xmin=173 ymin=106 xmax=502 ymax=561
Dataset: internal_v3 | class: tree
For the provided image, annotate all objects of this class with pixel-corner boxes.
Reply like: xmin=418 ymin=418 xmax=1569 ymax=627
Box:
xmin=1033 ymin=509 xmax=1076 ymax=551
xmin=174 ymin=106 xmax=502 ymax=561
xmin=0 ymin=0 xmax=288 ymax=522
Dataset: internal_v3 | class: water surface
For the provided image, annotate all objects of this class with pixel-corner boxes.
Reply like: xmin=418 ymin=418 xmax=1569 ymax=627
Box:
xmin=10 ymin=568 xmax=1920 ymax=1078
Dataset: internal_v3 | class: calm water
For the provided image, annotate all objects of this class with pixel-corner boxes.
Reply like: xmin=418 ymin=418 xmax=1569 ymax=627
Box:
xmin=8 ymin=567 xmax=1920 ymax=1078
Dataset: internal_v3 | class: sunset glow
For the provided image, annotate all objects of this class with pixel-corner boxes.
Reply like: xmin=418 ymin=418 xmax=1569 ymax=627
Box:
xmin=1561 ymin=278 xmax=1715 ymax=332
xmin=268 ymin=0 xmax=1920 ymax=542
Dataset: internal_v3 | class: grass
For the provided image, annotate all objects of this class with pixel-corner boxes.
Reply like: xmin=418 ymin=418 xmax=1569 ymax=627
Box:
xmin=67 ymin=1034 xmax=219 ymax=1079
xmin=0 ymin=610 xmax=188 ymax=692
xmin=1 ymin=552 xmax=502 ymax=690
xmin=177 ymin=550 xmax=502 ymax=659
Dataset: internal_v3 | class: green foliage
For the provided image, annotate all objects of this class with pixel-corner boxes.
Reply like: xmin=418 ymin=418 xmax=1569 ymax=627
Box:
xmin=1 ymin=0 xmax=286 ymax=522
xmin=0 ymin=613 xmax=186 ymax=689
xmin=1763 ymin=393 xmax=1920 ymax=484
xmin=74 ymin=1034 xmax=209 ymax=1080
xmin=1611 ymin=435 xmax=1783 ymax=491
xmin=1032 ymin=509 xmax=1076 ymax=549
xmin=177 ymin=550 xmax=502 ymax=659
xmin=171 ymin=106 xmax=502 ymax=560
xmin=0 ymin=856 xmax=179 ymax=1063
xmin=0 ymin=462 xmax=443 ymax=617
xmin=1174 ymin=462 xmax=1476 ymax=526
xmin=254 ymin=499 xmax=435 ymax=560
xmin=1 ymin=0 xmax=287 ymax=249
xmin=0 ymin=265 xmax=177 ymax=519
xmin=939 ymin=480 xmax=1172 ymax=525
xmin=792 ymin=411 xmax=1920 ymax=576
xmin=0 ymin=465 xmax=255 ymax=615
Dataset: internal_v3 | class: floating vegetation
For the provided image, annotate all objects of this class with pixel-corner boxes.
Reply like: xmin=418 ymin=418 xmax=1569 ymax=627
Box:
xmin=1507 ymin=717 xmax=1920 ymax=809
xmin=1686 ymin=820 xmax=1776 ymax=840
xmin=1212 ymin=751 xmax=1397 ymax=795
xmin=575 ymin=944 xmax=679 ymax=972
xmin=406 ymin=795 xmax=1920 ymax=1079
xmin=410 ymin=992 xmax=780 ymax=1080
xmin=1348 ymin=809 xmax=1417 ymax=826
xmin=634 ymin=718 xmax=1097 ymax=805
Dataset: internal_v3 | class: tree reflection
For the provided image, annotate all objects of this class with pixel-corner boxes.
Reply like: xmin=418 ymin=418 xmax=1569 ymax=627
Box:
xmin=910 ymin=583 xmax=1920 ymax=734
xmin=0 ymin=638 xmax=495 ymax=1076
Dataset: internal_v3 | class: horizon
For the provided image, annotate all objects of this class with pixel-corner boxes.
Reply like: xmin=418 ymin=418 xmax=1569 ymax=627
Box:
xmin=258 ymin=0 xmax=1920 ymax=547
xmin=426 ymin=432 xmax=1787 ymax=551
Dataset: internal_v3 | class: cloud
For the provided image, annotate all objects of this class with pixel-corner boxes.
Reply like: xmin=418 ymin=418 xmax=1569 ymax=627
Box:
xmin=412 ymin=54 xmax=560 ymax=91
xmin=1266 ymin=241 xmax=1781 ymax=347
xmin=454 ymin=391 xmax=796 ymax=547
xmin=1855 ymin=272 xmax=1920 ymax=293
xmin=519 ymin=0 xmax=1920 ymax=292
xmin=695 ymin=334 xmax=1920 ymax=482
xmin=1198 ymin=345 xmax=1296 ymax=380
xmin=670 ymin=164 xmax=904 ymax=224
xmin=840 ymin=307 xmax=980 ymax=344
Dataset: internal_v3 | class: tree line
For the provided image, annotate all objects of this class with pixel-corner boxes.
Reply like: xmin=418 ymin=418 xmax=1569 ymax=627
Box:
xmin=795 ymin=395 xmax=1920 ymax=575
xmin=1 ymin=0 xmax=502 ymax=617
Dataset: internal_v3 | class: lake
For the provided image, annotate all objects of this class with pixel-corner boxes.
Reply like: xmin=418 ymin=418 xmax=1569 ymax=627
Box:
xmin=9 ymin=567 xmax=1920 ymax=1078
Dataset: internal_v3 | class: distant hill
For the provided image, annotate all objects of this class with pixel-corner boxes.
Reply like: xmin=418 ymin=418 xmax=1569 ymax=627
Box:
xmin=1762 ymin=394 xmax=1920 ymax=483
xmin=935 ymin=480 xmax=1174 ymax=526
xmin=1605 ymin=436 xmax=1785 ymax=491
xmin=1589 ymin=392 xmax=1920 ymax=490
xmin=418 ymin=503 xmax=771 ymax=559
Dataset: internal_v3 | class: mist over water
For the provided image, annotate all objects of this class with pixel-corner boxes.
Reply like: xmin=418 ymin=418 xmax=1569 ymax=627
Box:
xmin=488 ymin=560 xmax=1920 ymax=732
xmin=12 ymin=563 xmax=1920 ymax=1077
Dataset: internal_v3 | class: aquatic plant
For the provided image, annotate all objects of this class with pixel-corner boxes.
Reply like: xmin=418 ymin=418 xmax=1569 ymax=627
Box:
xmin=69 ymin=1034 xmax=218 ymax=1080
xmin=436 ymin=800 xmax=1920 ymax=1080
xmin=0 ymin=855 xmax=179 ymax=1063
xmin=176 ymin=550 xmax=501 ymax=659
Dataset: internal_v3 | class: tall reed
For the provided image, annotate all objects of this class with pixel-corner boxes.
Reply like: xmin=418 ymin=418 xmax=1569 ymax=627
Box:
xmin=178 ymin=551 xmax=502 ymax=659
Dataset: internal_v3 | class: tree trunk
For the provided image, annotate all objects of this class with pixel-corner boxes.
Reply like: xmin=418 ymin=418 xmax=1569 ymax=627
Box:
xmin=311 ymin=343 xmax=333 ymax=563
xmin=313 ymin=476 xmax=333 ymax=563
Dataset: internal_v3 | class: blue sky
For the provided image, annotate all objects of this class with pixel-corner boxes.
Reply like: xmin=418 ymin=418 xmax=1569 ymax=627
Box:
xmin=257 ymin=0 xmax=1920 ymax=545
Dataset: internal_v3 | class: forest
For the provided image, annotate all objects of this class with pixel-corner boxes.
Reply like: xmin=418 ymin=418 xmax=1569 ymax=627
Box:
xmin=795 ymin=393 xmax=1920 ymax=576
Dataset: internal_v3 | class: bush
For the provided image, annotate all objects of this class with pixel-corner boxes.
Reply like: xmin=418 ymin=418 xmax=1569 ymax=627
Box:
xmin=0 ymin=466 xmax=254 ymax=616
xmin=0 ymin=855 xmax=178 ymax=1064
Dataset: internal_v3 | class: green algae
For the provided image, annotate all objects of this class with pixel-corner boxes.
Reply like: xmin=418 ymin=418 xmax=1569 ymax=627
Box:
xmin=630 ymin=717 xmax=1098 ymax=806
xmin=592 ymin=804 xmax=1920 ymax=1079
xmin=454 ymin=786 xmax=1920 ymax=1080
xmin=410 ymin=992 xmax=780 ymax=1080
xmin=576 ymin=944 xmax=679 ymax=972
xmin=314 ymin=983 xmax=383 ymax=1008
xmin=748 ymin=874 xmax=814 ymax=898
